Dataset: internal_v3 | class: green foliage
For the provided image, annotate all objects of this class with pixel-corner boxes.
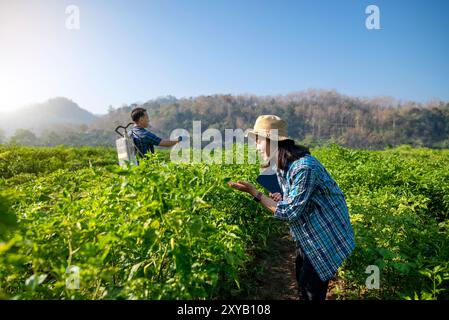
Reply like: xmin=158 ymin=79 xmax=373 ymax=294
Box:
xmin=8 ymin=129 xmax=38 ymax=146
xmin=314 ymin=144 xmax=449 ymax=299
xmin=0 ymin=192 xmax=18 ymax=241
xmin=0 ymin=144 xmax=448 ymax=300
xmin=0 ymin=149 xmax=278 ymax=299
xmin=0 ymin=145 xmax=116 ymax=183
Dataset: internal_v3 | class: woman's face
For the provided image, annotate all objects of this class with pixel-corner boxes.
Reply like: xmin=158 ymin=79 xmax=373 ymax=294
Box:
xmin=255 ymin=135 xmax=270 ymax=161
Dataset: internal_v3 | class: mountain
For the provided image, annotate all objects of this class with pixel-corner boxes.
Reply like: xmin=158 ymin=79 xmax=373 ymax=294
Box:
xmin=1 ymin=91 xmax=448 ymax=149
xmin=0 ymin=97 xmax=97 ymax=136
xmin=93 ymin=90 xmax=449 ymax=149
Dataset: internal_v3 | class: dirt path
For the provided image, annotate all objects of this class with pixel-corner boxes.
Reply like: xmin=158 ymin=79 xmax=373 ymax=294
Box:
xmin=246 ymin=227 xmax=336 ymax=300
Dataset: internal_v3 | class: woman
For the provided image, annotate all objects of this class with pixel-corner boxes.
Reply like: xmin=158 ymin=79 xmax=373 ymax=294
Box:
xmin=228 ymin=115 xmax=355 ymax=300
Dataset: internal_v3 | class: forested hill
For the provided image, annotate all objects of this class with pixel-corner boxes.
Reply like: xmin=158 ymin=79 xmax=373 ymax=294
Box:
xmin=100 ymin=90 xmax=449 ymax=149
xmin=2 ymin=90 xmax=449 ymax=149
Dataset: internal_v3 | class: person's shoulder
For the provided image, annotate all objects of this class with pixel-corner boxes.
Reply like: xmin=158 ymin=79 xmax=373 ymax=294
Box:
xmin=129 ymin=126 xmax=149 ymax=138
xmin=288 ymin=154 xmax=316 ymax=176
xmin=133 ymin=126 xmax=152 ymax=135
xmin=292 ymin=154 xmax=316 ymax=168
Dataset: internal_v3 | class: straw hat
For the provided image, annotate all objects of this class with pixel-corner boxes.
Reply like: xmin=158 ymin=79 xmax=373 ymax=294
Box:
xmin=246 ymin=115 xmax=290 ymax=141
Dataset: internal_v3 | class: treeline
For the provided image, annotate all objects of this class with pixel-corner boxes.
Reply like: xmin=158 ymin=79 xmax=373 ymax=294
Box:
xmin=2 ymin=90 xmax=449 ymax=149
xmin=103 ymin=90 xmax=449 ymax=149
xmin=0 ymin=126 xmax=114 ymax=147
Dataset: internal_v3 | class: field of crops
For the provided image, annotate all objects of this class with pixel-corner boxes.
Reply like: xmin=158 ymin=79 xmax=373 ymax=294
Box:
xmin=0 ymin=144 xmax=448 ymax=300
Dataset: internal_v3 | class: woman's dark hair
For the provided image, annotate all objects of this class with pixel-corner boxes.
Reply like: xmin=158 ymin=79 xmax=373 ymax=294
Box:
xmin=277 ymin=139 xmax=310 ymax=171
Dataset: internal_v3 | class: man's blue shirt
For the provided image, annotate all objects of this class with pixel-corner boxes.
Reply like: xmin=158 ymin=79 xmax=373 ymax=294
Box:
xmin=128 ymin=125 xmax=162 ymax=156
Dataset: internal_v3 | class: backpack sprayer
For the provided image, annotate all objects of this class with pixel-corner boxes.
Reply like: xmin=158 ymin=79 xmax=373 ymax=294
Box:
xmin=114 ymin=123 xmax=143 ymax=167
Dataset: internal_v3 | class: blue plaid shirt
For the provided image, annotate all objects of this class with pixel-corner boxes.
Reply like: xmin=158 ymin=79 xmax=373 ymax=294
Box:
xmin=275 ymin=154 xmax=355 ymax=281
xmin=128 ymin=125 xmax=162 ymax=156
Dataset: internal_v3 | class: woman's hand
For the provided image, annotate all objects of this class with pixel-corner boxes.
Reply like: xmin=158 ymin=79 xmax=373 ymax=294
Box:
xmin=269 ymin=192 xmax=282 ymax=202
xmin=227 ymin=181 xmax=257 ymax=196
xmin=227 ymin=180 xmax=278 ymax=214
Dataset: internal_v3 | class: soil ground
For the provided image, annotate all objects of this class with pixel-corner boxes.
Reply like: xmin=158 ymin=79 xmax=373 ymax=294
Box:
xmin=242 ymin=227 xmax=336 ymax=300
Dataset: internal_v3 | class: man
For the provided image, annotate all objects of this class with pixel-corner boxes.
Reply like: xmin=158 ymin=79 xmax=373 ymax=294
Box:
xmin=128 ymin=107 xmax=181 ymax=157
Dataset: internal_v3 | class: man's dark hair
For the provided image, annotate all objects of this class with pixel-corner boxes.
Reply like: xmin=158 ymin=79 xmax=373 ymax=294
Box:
xmin=277 ymin=139 xmax=311 ymax=171
xmin=131 ymin=107 xmax=147 ymax=122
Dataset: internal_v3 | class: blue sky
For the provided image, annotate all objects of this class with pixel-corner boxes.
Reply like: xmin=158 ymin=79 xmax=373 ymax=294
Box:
xmin=0 ymin=0 xmax=448 ymax=113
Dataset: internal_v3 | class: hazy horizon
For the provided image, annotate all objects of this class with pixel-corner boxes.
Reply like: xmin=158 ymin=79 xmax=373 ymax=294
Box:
xmin=1 ymin=88 xmax=448 ymax=116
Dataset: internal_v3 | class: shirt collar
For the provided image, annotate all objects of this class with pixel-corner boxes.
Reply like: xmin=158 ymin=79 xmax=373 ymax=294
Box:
xmin=278 ymin=160 xmax=294 ymax=177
